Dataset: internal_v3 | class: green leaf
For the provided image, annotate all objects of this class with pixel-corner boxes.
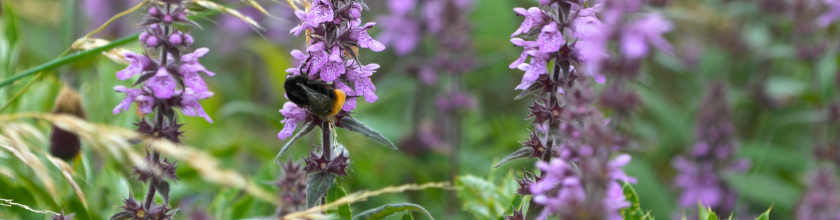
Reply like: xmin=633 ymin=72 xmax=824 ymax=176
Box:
xmin=306 ymin=173 xmax=337 ymax=208
xmin=401 ymin=211 xmax=414 ymax=220
xmin=351 ymin=203 xmax=432 ymax=220
xmin=620 ymin=181 xmax=648 ymax=220
xmin=339 ymin=116 xmax=397 ymax=150
xmin=455 ymin=175 xmax=512 ymax=219
xmin=327 ymin=180 xmax=352 ymax=220
xmin=754 ymin=207 xmax=771 ymax=220
xmin=493 ymin=147 xmax=534 ymax=168
xmin=707 ymin=211 xmax=719 ymax=220
xmin=274 ymin=121 xmax=316 ymax=164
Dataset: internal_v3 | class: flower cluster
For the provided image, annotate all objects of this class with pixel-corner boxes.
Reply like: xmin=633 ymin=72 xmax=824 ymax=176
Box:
xmin=795 ymin=166 xmax=840 ymax=220
xmin=531 ymin=155 xmax=635 ymax=220
xmin=109 ymin=1 xmax=217 ymax=219
xmin=274 ymin=160 xmax=308 ymax=217
xmin=276 ymin=0 xmax=397 ymax=181
xmin=378 ymin=0 xmax=476 ymax=155
xmin=672 ymin=83 xmax=750 ymax=216
xmin=278 ymin=0 xmax=385 ymax=140
xmin=496 ymin=0 xmax=660 ymax=219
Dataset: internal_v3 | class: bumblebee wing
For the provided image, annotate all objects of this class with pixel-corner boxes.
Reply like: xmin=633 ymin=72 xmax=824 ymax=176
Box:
xmin=300 ymin=84 xmax=335 ymax=115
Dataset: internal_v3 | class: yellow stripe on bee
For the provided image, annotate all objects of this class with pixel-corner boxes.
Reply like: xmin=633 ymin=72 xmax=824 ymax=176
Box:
xmin=329 ymin=89 xmax=346 ymax=116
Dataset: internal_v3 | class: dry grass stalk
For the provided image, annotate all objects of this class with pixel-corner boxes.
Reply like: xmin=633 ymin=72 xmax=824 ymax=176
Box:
xmin=0 ymin=122 xmax=59 ymax=198
xmin=71 ymin=38 xmax=134 ymax=64
xmin=192 ymin=0 xmax=265 ymax=30
xmin=0 ymin=112 xmax=280 ymax=206
xmin=0 ymin=198 xmax=59 ymax=216
xmin=281 ymin=182 xmax=452 ymax=220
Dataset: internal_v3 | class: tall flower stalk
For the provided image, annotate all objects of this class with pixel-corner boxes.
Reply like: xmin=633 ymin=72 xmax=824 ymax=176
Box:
xmin=275 ymin=0 xmax=397 ymax=211
xmin=109 ymin=0 xmax=216 ymax=219
xmin=672 ymin=83 xmax=750 ymax=217
xmin=492 ymin=0 xmax=668 ymax=219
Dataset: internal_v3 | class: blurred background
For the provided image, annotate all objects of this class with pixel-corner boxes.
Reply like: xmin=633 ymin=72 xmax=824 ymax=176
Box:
xmin=0 ymin=0 xmax=838 ymax=219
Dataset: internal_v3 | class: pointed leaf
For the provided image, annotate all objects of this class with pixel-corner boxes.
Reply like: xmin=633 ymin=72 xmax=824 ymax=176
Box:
xmin=275 ymin=121 xmax=316 ymax=164
xmin=108 ymin=211 xmax=134 ymax=220
xmin=327 ymin=179 xmax=352 ymax=220
xmin=155 ymin=180 xmax=170 ymax=204
xmin=513 ymin=82 xmax=543 ymax=100
xmin=306 ymin=173 xmax=337 ymax=208
xmin=401 ymin=211 xmax=414 ymax=220
xmin=494 ymin=148 xmax=534 ymax=168
xmin=339 ymin=117 xmax=397 ymax=150
xmin=754 ymin=207 xmax=771 ymax=220
xmin=707 ymin=211 xmax=718 ymax=220
xmin=352 ymin=203 xmax=431 ymax=220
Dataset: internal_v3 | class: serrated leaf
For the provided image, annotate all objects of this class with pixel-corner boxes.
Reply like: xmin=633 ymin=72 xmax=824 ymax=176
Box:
xmin=622 ymin=181 xmax=641 ymax=212
xmin=275 ymin=121 xmax=316 ymax=164
xmin=339 ymin=116 xmax=397 ymax=150
xmin=327 ymin=180 xmax=352 ymax=220
xmin=352 ymin=203 xmax=431 ymax=220
xmin=401 ymin=211 xmax=414 ymax=220
xmin=306 ymin=173 xmax=337 ymax=208
xmin=754 ymin=207 xmax=771 ymax=220
xmin=494 ymin=148 xmax=534 ymax=168
xmin=455 ymin=175 xmax=511 ymax=219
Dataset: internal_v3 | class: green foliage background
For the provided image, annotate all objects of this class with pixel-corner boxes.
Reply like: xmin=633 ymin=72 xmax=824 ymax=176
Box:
xmin=0 ymin=0 xmax=837 ymax=219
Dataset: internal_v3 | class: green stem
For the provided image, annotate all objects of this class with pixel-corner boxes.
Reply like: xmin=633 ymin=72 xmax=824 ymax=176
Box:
xmin=0 ymin=33 xmax=139 ymax=89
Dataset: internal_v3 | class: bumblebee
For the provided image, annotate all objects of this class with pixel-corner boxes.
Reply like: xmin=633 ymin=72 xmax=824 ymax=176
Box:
xmin=284 ymin=75 xmax=346 ymax=121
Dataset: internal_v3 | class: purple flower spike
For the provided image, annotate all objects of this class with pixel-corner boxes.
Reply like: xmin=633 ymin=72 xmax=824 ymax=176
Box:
xmin=117 ymin=52 xmax=153 ymax=80
xmin=308 ymin=1 xmax=334 ymax=27
xmin=354 ymin=22 xmax=386 ymax=52
xmin=149 ymin=67 xmax=176 ymax=99
xmin=113 ymin=86 xmax=144 ymax=114
xmin=278 ymin=102 xmax=307 ymax=139
xmin=387 ymin=0 xmax=416 ymax=15
xmin=180 ymin=48 xmax=215 ymax=76
xmin=512 ymin=7 xmax=544 ymax=37
xmin=620 ymin=13 xmax=673 ymax=59
xmin=321 ymin=46 xmax=345 ymax=81
xmin=537 ymin=22 xmax=563 ymax=53
xmin=180 ymin=89 xmax=214 ymax=123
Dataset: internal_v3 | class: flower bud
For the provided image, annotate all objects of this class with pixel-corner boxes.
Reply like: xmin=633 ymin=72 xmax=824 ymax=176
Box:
xmin=177 ymin=12 xmax=186 ymax=21
xmin=169 ymin=34 xmax=183 ymax=45
xmin=163 ymin=15 xmax=173 ymax=23
xmin=348 ymin=8 xmax=361 ymax=20
xmin=183 ymin=33 xmax=194 ymax=45
xmin=139 ymin=32 xmax=150 ymax=42
xmin=146 ymin=35 xmax=159 ymax=47
xmin=148 ymin=7 xmax=159 ymax=16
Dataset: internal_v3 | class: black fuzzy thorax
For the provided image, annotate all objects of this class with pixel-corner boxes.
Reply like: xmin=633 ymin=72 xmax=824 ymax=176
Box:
xmin=284 ymin=75 xmax=337 ymax=116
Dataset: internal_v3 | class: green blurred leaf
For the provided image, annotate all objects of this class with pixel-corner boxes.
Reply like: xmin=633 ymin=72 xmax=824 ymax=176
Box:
xmin=306 ymin=173 xmax=336 ymax=208
xmin=455 ymin=175 xmax=515 ymax=219
xmin=327 ymin=180 xmax=352 ymax=220
xmin=401 ymin=211 xmax=415 ymax=220
xmin=723 ymin=173 xmax=800 ymax=208
xmin=352 ymin=203 xmax=431 ymax=220
xmin=754 ymin=207 xmax=771 ymax=220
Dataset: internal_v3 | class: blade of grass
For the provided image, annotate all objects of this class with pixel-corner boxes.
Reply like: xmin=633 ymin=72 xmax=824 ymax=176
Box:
xmin=0 ymin=33 xmax=138 ymax=89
